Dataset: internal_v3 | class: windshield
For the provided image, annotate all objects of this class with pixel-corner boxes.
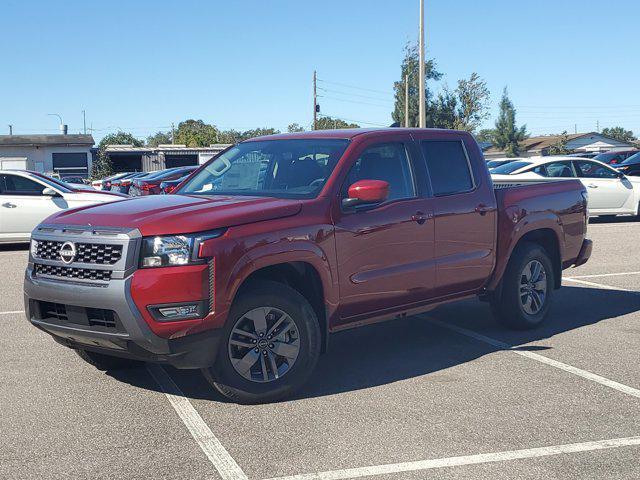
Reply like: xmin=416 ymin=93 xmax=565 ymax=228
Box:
xmin=621 ymin=152 xmax=640 ymax=165
xmin=178 ymin=139 xmax=350 ymax=198
xmin=490 ymin=161 xmax=533 ymax=174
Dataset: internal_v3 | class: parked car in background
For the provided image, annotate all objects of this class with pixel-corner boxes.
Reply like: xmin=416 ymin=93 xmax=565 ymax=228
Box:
xmin=95 ymin=172 xmax=136 ymax=191
xmin=129 ymin=166 xmax=198 ymax=196
xmin=60 ymin=175 xmax=88 ymax=185
xmin=159 ymin=177 xmax=186 ymax=194
xmin=486 ymin=158 xmax=524 ymax=171
xmin=614 ymin=152 xmax=640 ymax=177
xmin=593 ymin=150 xmax=638 ymax=165
xmin=24 ymin=128 xmax=591 ymax=403
xmin=567 ymin=152 xmax=600 ymax=159
xmin=491 ymin=156 xmax=640 ymax=218
xmin=110 ymin=172 xmax=149 ymax=194
xmin=0 ymin=170 xmax=126 ymax=243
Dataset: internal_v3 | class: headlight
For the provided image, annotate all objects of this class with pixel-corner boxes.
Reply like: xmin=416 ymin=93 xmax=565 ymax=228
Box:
xmin=140 ymin=230 xmax=225 ymax=268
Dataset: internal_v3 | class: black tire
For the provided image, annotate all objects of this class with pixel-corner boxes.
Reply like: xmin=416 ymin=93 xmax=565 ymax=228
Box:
xmin=490 ymin=242 xmax=555 ymax=330
xmin=75 ymin=349 xmax=143 ymax=371
xmin=202 ymin=280 xmax=321 ymax=404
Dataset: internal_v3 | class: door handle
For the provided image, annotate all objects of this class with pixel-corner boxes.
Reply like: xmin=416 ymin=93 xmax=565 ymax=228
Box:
xmin=475 ymin=204 xmax=492 ymax=216
xmin=587 ymin=184 xmax=599 ymax=188
xmin=411 ymin=211 xmax=430 ymax=225
xmin=2 ymin=202 xmax=16 ymax=208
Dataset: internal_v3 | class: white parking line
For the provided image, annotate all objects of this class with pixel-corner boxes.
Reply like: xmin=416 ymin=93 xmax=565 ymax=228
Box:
xmin=265 ymin=436 xmax=640 ymax=480
xmin=428 ymin=319 xmax=640 ymax=399
xmin=564 ymin=277 xmax=638 ymax=292
xmin=568 ymin=271 xmax=640 ymax=279
xmin=0 ymin=310 xmax=24 ymax=316
xmin=146 ymin=365 xmax=249 ymax=480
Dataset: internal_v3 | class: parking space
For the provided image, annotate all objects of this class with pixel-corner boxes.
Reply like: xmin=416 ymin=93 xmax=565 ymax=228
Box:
xmin=1 ymin=220 xmax=639 ymax=480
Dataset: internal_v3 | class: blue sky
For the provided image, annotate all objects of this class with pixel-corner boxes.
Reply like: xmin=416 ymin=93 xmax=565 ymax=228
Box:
xmin=1 ymin=0 xmax=639 ymax=143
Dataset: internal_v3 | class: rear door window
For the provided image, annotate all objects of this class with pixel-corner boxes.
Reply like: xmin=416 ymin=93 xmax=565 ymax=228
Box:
xmin=421 ymin=140 xmax=474 ymax=196
xmin=542 ymin=162 xmax=575 ymax=178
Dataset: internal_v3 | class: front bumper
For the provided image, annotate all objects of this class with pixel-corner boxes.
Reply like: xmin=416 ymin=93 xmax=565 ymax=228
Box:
xmin=24 ymin=225 xmax=223 ymax=369
xmin=574 ymin=238 xmax=593 ymax=268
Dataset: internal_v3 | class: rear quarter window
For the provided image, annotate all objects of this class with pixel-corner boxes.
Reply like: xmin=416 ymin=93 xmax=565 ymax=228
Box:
xmin=421 ymin=140 xmax=474 ymax=196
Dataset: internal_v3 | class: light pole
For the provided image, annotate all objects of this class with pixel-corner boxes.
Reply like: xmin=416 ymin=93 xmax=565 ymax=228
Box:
xmin=47 ymin=113 xmax=67 ymax=134
xmin=418 ymin=0 xmax=426 ymax=128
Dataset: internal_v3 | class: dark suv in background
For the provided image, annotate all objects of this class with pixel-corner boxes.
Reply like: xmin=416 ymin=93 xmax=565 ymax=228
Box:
xmin=615 ymin=152 xmax=640 ymax=176
xmin=594 ymin=150 xmax=638 ymax=165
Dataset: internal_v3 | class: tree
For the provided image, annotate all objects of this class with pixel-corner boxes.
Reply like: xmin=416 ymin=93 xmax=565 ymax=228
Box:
xmin=492 ymin=88 xmax=528 ymax=157
xmin=453 ymin=73 xmax=491 ymax=132
xmin=392 ymin=42 xmax=442 ymax=127
xmin=315 ymin=116 xmax=359 ymax=130
xmin=174 ymin=119 xmax=219 ymax=147
xmin=146 ymin=131 xmax=172 ymax=147
xmin=287 ymin=123 xmax=305 ymax=133
xmin=239 ymin=128 xmax=280 ymax=140
xmin=91 ymin=131 xmax=143 ymax=179
xmin=428 ymin=88 xmax=458 ymax=130
xmin=601 ymin=127 xmax=637 ymax=143
xmin=548 ymin=131 xmax=572 ymax=155
xmin=476 ymin=128 xmax=496 ymax=143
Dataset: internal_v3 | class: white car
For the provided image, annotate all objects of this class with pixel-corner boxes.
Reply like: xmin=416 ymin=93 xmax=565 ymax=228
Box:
xmin=491 ymin=156 xmax=640 ymax=218
xmin=0 ymin=170 xmax=127 ymax=243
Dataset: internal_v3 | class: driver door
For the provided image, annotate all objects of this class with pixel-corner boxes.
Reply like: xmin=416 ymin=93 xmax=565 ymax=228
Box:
xmin=0 ymin=174 xmax=65 ymax=239
xmin=332 ymin=137 xmax=435 ymax=327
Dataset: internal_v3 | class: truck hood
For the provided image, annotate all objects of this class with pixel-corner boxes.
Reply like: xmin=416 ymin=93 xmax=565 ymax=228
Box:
xmin=47 ymin=194 xmax=302 ymax=236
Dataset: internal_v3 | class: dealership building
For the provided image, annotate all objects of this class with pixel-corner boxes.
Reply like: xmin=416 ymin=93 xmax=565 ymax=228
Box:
xmin=0 ymin=134 xmax=95 ymax=177
xmin=104 ymin=144 xmax=231 ymax=173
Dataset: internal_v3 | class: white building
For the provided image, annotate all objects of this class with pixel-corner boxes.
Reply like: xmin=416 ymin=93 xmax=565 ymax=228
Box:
xmin=484 ymin=132 xmax=635 ymax=159
xmin=0 ymin=134 xmax=95 ymax=178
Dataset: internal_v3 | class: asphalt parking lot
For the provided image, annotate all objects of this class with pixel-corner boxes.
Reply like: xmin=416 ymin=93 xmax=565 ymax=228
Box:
xmin=1 ymin=218 xmax=639 ymax=480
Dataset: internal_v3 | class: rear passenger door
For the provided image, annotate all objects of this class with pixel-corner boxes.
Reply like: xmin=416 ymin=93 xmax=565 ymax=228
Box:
xmin=417 ymin=137 xmax=497 ymax=298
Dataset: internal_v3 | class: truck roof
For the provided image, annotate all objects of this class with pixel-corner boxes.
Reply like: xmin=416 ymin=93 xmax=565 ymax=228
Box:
xmin=246 ymin=128 xmax=471 ymax=142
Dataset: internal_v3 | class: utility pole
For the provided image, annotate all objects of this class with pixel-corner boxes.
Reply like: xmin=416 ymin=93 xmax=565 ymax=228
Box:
xmin=171 ymin=123 xmax=175 ymax=144
xmin=418 ymin=0 xmax=426 ymax=128
xmin=596 ymin=120 xmax=600 ymax=133
xmin=82 ymin=110 xmax=87 ymax=134
xmin=574 ymin=124 xmax=577 ymax=134
xmin=313 ymin=70 xmax=318 ymax=130
xmin=405 ymin=74 xmax=410 ymax=127
xmin=8 ymin=124 xmax=12 ymax=135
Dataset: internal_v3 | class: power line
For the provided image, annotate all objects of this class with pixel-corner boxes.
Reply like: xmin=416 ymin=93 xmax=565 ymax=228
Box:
xmin=320 ymin=95 xmax=392 ymax=109
xmin=317 ymin=86 xmax=393 ymax=103
xmin=316 ymin=78 xmax=393 ymax=96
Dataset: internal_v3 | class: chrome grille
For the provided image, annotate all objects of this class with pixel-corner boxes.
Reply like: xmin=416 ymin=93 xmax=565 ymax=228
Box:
xmin=34 ymin=240 xmax=123 ymax=265
xmin=34 ymin=263 xmax=112 ymax=282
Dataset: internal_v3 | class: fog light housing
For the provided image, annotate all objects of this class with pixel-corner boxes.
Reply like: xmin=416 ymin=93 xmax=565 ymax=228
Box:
xmin=148 ymin=300 xmax=208 ymax=322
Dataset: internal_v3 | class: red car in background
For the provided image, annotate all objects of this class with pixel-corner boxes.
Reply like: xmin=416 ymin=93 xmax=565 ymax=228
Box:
xmin=129 ymin=166 xmax=198 ymax=196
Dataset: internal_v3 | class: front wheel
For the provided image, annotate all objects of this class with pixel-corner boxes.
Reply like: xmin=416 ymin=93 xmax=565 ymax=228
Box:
xmin=202 ymin=280 xmax=321 ymax=404
xmin=491 ymin=242 xmax=555 ymax=330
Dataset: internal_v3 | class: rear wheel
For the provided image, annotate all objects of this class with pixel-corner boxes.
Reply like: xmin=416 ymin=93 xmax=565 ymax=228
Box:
xmin=75 ymin=349 xmax=143 ymax=371
xmin=491 ymin=242 xmax=555 ymax=330
xmin=202 ymin=281 xmax=321 ymax=404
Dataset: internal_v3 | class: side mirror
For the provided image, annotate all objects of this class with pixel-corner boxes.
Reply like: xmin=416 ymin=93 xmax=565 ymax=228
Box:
xmin=342 ymin=179 xmax=389 ymax=208
xmin=42 ymin=187 xmax=59 ymax=197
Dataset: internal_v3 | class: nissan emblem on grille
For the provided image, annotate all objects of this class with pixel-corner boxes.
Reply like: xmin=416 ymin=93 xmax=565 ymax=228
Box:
xmin=59 ymin=242 xmax=77 ymax=264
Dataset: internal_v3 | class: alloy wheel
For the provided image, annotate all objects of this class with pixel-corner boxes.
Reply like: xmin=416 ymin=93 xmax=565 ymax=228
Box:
xmin=228 ymin=307 xmax=300 ymax=383
xmin=519 ymin=260 xmax=547 ymax=315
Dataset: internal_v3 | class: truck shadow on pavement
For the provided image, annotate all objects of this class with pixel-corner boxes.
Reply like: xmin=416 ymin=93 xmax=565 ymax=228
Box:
xmin=109 ymin=285 xmax=640 ymax=403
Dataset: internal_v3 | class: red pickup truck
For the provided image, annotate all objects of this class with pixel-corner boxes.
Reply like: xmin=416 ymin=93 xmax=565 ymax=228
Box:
xmin=25 ymin=128 xmax=592 ymax=403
